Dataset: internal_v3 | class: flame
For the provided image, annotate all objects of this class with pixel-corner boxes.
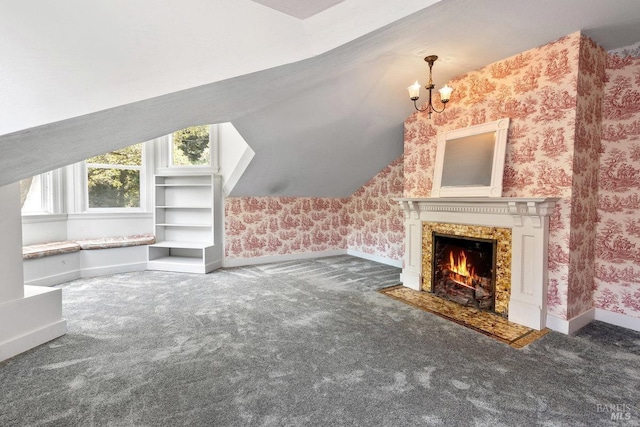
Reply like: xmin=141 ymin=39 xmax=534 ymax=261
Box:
xmin=448 ymin=250 xmax=477 ymax=288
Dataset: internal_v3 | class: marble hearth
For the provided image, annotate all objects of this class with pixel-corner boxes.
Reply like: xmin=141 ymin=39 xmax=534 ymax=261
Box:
xmin=397 ymin=198 xmax=559 ymax=330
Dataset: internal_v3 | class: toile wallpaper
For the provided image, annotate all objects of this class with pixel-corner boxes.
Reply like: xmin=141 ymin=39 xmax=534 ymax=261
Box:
xmin=404 ymin=32 xmax=592 ymax=320
xmin=225 ymin=156 xmax=405 ymax=261
xmin=595 ymin=41 xmax=640 ymax=318
xmin=225 ymin=32 xmax=640 ymax=323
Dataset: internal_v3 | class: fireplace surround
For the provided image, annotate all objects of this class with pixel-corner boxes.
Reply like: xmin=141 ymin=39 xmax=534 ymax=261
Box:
xmin=397 ymin=197 xmax=558 ymax=330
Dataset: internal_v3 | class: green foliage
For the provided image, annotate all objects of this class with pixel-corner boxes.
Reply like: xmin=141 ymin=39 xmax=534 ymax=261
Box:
xmin=172 ymin=126 xmax=209 ymax=165
xmin=87 ymin=144 xmax=142 ymax=166
xmin=87 ymin=144 xmax=142 ymax=208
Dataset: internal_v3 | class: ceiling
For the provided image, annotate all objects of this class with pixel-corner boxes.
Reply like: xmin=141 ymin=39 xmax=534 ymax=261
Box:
xmin=250 ymin=0 xmax=347 ymax=19
xmin=2 ymin=0 xmax=640 ymax=197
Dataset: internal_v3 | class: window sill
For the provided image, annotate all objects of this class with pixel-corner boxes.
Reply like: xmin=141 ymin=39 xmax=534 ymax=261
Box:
xmin=68 ymin=212 xmax=153 ymax=221
xmin=157 ymin=166 xmax=219 ymax=175
xmin=22 ymin=214 xmax=68 ymax=224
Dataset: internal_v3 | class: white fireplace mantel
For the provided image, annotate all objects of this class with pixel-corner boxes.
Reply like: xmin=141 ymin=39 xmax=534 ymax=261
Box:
xmin=396 ymin=197 xmax=559 ymax=330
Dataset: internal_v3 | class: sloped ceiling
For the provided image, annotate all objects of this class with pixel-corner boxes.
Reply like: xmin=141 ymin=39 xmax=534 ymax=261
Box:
xmin=250 ymin=0 xmax=347 ymax=19
xmin=1 ymin=0 xmax=640 ymax=197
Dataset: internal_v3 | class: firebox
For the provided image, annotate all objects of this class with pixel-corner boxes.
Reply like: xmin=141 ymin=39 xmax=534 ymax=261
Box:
xmin=431 ymin=232 xmax=497 ymax=311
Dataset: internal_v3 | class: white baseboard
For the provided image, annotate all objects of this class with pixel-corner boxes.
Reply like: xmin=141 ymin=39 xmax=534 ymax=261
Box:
xmin=24 ymin=269 xmax=81 ymax=287
xmin=346 ymin=249 xmax=402 ymax=268
xmin=0 ymin=286 xmax=66 ymax=362
xmin=546 ymin=308 xmax=595 ymax=335
xmin=595 ymin=308 xmax=640 ymax=332
xmin=24 ymin=246 xmax=148 ymax=286
xmin=80 ymin=262 xmax=147 ymax=278
xmin=0 ymin=320 xmax=67 ymax=362
xmin=223 ymin=250 xmax=347 ymax=268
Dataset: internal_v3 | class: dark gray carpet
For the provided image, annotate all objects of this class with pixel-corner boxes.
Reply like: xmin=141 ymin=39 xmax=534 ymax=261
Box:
xmin=1 ymin=255 xmax=639 ymax=426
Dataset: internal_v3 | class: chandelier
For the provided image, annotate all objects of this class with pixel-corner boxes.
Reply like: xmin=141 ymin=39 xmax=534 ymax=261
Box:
xmin=407 ymin=55 xmax=453 ymax=117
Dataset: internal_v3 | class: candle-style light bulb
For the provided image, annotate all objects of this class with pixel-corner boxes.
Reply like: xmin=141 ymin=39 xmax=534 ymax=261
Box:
xmin=407 ymin=81 xmax=421 ymax=100
xmin=439 ymin=84 xmax=453 ymax=103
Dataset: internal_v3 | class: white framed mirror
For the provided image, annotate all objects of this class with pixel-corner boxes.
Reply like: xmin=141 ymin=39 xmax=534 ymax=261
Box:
xmin=431 ymin=118 xmax=510 ymax=198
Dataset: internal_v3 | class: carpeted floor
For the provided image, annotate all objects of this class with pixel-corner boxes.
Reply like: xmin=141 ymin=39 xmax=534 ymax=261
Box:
xmin=1 ymin=255 xmax=639 ymax=426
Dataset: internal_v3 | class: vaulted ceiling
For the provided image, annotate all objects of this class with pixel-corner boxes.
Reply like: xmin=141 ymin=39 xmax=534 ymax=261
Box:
xmin=1 ymin=0 xmax=640 ymax=197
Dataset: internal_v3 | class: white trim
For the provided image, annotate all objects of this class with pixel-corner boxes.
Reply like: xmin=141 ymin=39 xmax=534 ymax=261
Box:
xmin=546 ymin=308 xmax=595 ymax=335
xmin=223 ymin=249 xmax=347 ymax=267
xmin=347 ymin=249 xmax=402 ymax=268
xmin=210 ymin=123 xmax=220 ymax=173
xmin=156 ymin=167 xmax=218 ymax=176
xmin=80 ymin=261 xmax=147 ymax=278
xmin=595 ymin=308 xmax=640 ymax=332
xmin=24 ymin=269 xmax=81 ymax=287
xmin=432 ymin=118 xmax=510 ymax=198
xmin=67 ymin=212 xmax=153 ymax=221
xmin=77 ymin=141 xmax=151 ymax=213
xmin=397 ymin=197 xmax=559 ymax=330
xmin=0 ymin=286 xmax=66 ymax=362
xmin=23 ymin=246 xmax=149 ymax=286
xmin=22 ymin=213 xmax=68 ymax=224
xmin=0 ymin=320 xmax=67 ymax=363
xmin=167 ymin=125 xmax=213 ymax=168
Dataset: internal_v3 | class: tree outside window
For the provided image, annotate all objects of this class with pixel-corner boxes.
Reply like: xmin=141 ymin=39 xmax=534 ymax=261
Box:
xmin=86 ymin=144 xmax=142 ymax=208
xmin=171 ymin=125 xmax=210 ymax=166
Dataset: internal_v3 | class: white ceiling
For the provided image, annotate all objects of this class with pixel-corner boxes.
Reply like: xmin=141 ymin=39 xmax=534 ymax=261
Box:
xmin=1 ymin=0 xmax=640 ymax=197
xmin=250 ymin=0 xmax=346 ymax=19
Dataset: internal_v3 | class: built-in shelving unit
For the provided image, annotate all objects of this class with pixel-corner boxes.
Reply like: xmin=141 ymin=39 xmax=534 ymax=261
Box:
xmin=147 ymin=173 xmax=222 ymax=273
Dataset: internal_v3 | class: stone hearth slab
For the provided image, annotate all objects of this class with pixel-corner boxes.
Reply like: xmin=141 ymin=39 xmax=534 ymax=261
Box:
xmin=379 ymin=285 xmax=550 ymax=348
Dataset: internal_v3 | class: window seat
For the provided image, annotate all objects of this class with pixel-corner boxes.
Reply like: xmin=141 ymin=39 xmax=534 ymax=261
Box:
xmin=23 ymin=241 xmax=82 ymax=260
xmin=23 ymin=234 xmax=155 ymax=259
xmin=23 ymin=234 xmax=155 ymax=287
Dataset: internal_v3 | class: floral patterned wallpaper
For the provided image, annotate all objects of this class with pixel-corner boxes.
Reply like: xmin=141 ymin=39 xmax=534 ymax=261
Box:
xmin=225 ymin=197 xmax=349 ymax=259
xmin=225 ymin=156 xmax=405 ymax=261
xmin=403 ymin=32 xmax=604 ymax=320
xmin=566 ymin=37 xmax=606 ymax=319
xmin=346 ymin=156 xmax=404 ymax=261
xmin=225 ymin=32 xmax=640 ymax=323
xmin=595 ymin=41 xmax=640 ymax=318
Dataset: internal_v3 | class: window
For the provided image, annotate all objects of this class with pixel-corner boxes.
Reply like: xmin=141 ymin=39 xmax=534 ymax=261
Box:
xmin=170 ymin=125 xmax=210 ymax=166
xmin=86 ymin=143 xmax=143 ymax=209
xmin=20 ymin=171 xmax=59 ymax=215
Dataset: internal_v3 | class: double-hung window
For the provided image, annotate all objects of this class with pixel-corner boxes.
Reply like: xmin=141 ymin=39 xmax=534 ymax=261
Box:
xmin=170 ymin=125 xmax=211 ymax=167
xmin=85 ymin=143 xmax=144 ymax=210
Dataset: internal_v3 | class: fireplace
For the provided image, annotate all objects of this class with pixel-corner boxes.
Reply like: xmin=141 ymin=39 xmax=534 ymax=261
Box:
xmin=431 ymin=233 xmax=496 ymax=311
xmin=397 ymin=197 xmax=559 ymax=330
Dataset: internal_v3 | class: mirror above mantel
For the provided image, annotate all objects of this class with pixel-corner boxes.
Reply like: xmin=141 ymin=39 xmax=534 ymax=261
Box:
xmin=431 ymin=118 xmax=510 ymax=198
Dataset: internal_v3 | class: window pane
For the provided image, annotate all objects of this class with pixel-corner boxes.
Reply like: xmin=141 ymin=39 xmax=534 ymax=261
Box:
xmin=87 ymin=167 xmax=140 ymax=208
xmin=171 ymin=125 xmax=210 ymax=166
xmin=87 ymin=144 xmax=142 ymax=166
xmin=21 ymin=174 xmax=51 ymax=214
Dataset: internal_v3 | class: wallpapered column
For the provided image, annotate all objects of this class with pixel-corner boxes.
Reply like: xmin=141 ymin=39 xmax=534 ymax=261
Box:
xmin=403 ymin=31 xmax=600 ymax=321
xmin=595 ymin=42 xmax=640 ymax=319
xmin=566 ymin=38 xmax=605 ymax=319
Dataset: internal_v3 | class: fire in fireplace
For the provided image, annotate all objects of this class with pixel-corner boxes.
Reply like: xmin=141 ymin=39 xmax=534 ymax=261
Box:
xmin=431 ymin=232 xmax=497 ymax=311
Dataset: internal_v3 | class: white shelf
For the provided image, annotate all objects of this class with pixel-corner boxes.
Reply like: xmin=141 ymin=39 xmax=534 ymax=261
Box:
xmin=151 ymin=241 xmax=212 ymax=249
xmin=155 ymin=183 xmax=211 ymax=187
xmin=149 ymin=173 xmax=221 ymax=274
xmin=148 ymin=256 xmax=204 ymax=265
xmin=155 ymin=223 xmax=211 ymax=228
xmin=156 ymin=206 xmax=211 ymax=209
